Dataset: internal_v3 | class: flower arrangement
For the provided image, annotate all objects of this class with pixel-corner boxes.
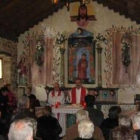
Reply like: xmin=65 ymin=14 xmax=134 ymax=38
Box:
xmin=56 ymin=32 xmax=67 ymax=45
xmin=96 ymin=33 xmax=108 ymax=45
xmin=121 ymin=42 xmax=131 ymax=67
xmin=34 ymin=40 xmax=44 ymax=66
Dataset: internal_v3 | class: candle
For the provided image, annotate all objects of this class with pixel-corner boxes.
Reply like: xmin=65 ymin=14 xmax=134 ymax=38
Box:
xmin=83 ymin=103 xmax=86 ymax=109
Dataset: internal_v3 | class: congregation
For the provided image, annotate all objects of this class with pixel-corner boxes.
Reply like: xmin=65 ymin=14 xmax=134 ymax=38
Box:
xmin=0 ymin=79 xmax=140 ymax=140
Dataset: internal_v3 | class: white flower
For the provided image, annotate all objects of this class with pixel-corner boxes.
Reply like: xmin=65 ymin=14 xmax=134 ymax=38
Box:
xmin=38 ymin=47 xmax=41 ymax=50
xmin=18 ymin=69 xmax=21 ymax=73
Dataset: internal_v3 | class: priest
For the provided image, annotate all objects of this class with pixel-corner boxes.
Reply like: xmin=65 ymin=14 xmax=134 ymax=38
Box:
xmin=69 ymin=78 xmax=88 ymax=105
xmin=48 ymin=82 xmax=65 ymax=106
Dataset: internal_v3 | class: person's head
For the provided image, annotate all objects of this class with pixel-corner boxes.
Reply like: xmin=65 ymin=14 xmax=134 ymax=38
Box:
xmin=75 ymin=78 xmax=82 ymax=89
xmin=5 ymin=83 xmax=11 ymax=91
xmin=119 ymin=114 xmax=131 ymax=127
xmin=85 ymin=95 xmax=95 ymax=107
xmin=78 ymin=4 xmax=88 ymax=20
xmin=108 ymin=106 xmax=122 ymax=119
xmin=27 ymin=87 xmax=32 ymax=95
xmin=53 ymin=82 xmax=60 ymax=91
xmin=1 ymin=86 xmax=9 ymax=96
xmin=78 ymin=120 xmax=94 ymax=139
xmin=8 ymin=118 xmax=34 ymax=140
xmin=18 ymin=96 xmax=30 ymax=109
xmin=76 ymin=110 xmax=89 ymax=123
xmin=81 ymin=54 xmax=86 ymax=60
xmin=43 ymin=106 xmax=52 ymax=116
xmin=132 ymin=112 xmax=140 ymax=130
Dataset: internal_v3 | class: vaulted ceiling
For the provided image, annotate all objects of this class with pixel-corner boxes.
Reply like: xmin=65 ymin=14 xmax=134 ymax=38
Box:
xmin=0 ymin=0 xmax=140 ymax=41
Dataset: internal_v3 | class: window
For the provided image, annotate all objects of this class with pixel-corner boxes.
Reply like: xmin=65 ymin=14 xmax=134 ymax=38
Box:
xmin=0 ymin=59 xmax=2 ymax=79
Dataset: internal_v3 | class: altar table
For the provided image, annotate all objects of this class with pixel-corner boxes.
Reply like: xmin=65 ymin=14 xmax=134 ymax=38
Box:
xmin=52 ymin=105 xmax=83 ymax=136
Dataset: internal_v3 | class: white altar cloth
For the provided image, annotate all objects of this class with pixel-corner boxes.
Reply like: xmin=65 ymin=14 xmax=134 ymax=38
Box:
xmin=52 ymin=105 xmax=83 ymax=136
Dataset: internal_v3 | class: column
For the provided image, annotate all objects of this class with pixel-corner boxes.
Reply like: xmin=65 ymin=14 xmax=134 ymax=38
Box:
xmin=60 ymin=44 xmax=65 ymax=87
xmin=96 ymin=43 xmax=103 ymax=87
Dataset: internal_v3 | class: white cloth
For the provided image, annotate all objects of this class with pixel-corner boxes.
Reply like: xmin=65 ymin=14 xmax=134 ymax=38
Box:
xmin=52 ymin=105 xmax=83 ymax=136
xmin=69 ymin=87 xmax=88 ymax=104
xmin=48 ymin=90 xmax=65 ymax=105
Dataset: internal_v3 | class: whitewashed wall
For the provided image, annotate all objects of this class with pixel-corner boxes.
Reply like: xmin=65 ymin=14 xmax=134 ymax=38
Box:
xmin=18 ymin=1 xmax=139 ymax=103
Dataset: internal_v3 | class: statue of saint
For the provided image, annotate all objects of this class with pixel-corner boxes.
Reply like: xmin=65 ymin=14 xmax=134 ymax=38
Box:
xmin=18 ymin=52 xmax=27 ymax=85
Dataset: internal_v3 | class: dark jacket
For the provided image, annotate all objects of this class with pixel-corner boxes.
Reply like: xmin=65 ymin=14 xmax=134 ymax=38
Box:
xmin=100 ymin=118 xmax=118 ymax=140
xmin=28 ymin=94 xmax=36 ymax=100
xmin=135 ymin=130 xmax=140 ymax=140
xmin=37 ymin=115 xmax=62 ymax=140
xmin=85 ymin=107 xmax=104 ymax=127
xmin=0 ymin=94 xmax=9 ymax=118
xmin=11 ymin=108 xmax=37 ymax=123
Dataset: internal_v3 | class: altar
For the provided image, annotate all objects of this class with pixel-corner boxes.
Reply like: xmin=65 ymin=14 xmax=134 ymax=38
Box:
xmin=35 ymin=105 xmax=83 ymax=137
xmin=52 ymin=105 xmax=83 ymax=136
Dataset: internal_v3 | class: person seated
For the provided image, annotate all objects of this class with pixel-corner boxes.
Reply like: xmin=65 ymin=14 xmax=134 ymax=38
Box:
xmin=0 ymin=87 xmax=9 ymax=118
xmin=65 ymin=110 xmax=104 ymax=140
xmin=4 ymin=83 xmax=17 ymax=107
xmin=11 ymin=95 xmax=37 ymax=123
xmin=110 ymin=114 xmax=136 ymax=140
xmin=132 ymin=112 xmax=140 ymax=140
xmin=100 ymin=106 xmax=122 ymax=140
xmin=37 ymin=106 xmax=62 ymax=140
xmin=48 ymin=82 xmax=65 ymax=106
xmin=69 ymin=78 xmax=88 ymax=105
xmin=0 ymin=108 xmax=7 ymax=140
xmin=75 ymin=120 xmax=94 ymax=140
xmin=26 ymin=86 xmax=37 ymax=100
xmin=84 ymin=95 xmax=104 ymax=127
xmin=8 ymin=118 xmax=34 ymax=140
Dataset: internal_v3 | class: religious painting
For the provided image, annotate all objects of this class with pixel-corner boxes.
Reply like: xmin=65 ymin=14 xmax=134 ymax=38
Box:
xmin=65 ymin=28 xmax=96 ymax=88
xmin=70 ymin=2 xmax=96 ymax=27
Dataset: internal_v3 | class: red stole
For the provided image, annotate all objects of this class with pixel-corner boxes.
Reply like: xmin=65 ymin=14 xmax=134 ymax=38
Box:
xmin=71 ymin=87 xmax=86 ymax=105
xmin=51 ymin=90 xmax=61 ymax=97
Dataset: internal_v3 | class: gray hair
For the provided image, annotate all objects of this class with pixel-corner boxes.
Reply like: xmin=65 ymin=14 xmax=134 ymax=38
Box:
xmin=78 ymin=120 xmax=94 ymax=139
xmin=8 ymin=118 xmax=34 ymax=140
xmin=119 ymin=114 xmax=131 ymax=127
xmin=76 ymin=110 xmax=89 ymax=123
xmin=18 ymin=96 xmax=29 ymax=109
xmin=132 ymin=112 xmax=140 ymax=129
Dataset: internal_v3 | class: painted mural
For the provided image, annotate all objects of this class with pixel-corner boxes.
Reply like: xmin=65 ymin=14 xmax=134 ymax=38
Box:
xmin=103 ymin=26 xmax=140 ymax=88
xmin=22 ymin=28 xmax=62 ymax=87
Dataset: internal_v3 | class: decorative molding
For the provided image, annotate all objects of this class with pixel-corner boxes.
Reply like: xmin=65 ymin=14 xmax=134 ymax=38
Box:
xmin=102 ymin=26 xmax=140 ymax=89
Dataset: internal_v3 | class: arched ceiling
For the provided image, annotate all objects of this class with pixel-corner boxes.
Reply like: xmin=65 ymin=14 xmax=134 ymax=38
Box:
xmin=0 ymin=0 xmax=140 ymax=41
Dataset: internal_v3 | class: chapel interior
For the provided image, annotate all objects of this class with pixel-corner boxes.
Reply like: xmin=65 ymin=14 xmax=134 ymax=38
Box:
xmin=0 ymin=0 xmax=140 ymax=139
